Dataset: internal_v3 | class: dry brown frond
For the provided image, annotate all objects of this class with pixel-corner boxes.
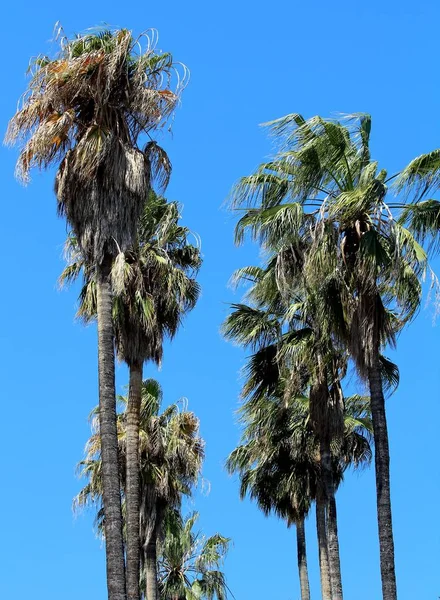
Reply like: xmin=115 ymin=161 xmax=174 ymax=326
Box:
xmin=6 ymin=26 xmax=187 ymax=264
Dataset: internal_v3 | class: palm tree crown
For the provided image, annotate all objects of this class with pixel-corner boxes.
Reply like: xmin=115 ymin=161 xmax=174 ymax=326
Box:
xmin=61 ymin=191 xmax=202 ymax=367
xmin=158 ymin=511 xmax=230 ymax=600
xmin=75 ymin=379 xmax=204 ymax=538
xmin=6 ymin=26 xmax=184 ymax=263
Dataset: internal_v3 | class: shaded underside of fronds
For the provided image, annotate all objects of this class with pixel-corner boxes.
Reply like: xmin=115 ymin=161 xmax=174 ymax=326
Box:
xmin=56 ymin=141 xmax=150 ymax=263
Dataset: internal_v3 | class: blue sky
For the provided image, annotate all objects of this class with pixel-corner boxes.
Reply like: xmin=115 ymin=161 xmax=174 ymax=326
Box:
xmin=0 ymin=1 xmax=439 ymax=599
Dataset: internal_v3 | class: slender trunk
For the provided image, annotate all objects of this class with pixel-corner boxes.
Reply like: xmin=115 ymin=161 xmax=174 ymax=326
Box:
xmin=126 ymin=362 xmax=143 ymax=600
xmin=327 ymin=495 xmax=343 ymax=600
xmin=145 ymin=538 xmax=158 ymax=600
xmin=97 ymin=255 xmax=127 ymax=600
xmin=368 ymin=359 xmax=397 ymax=600
xmin=316 ymin=496 xmax=332 ymax=600
xmin=296 ymin=518 xmax=311 ymax=600
xmin=320 ymin=440 xmax=343 ymax=600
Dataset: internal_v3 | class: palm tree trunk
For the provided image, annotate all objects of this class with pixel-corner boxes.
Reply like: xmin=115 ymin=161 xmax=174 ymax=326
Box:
xmin=320 ymin=439 xmax=343 ymax=600
xmin=368 ymin=359 xmax=397 ymax=600
xmin=316 ymin=496 xmax=332 ymax=600
xmin=296 ymin=518 xmax=311 ymax=600
xmin=97 ymin=255 xmax=126 ymax=600
xmin=126 ymin=361 xmax=143 ymax=600
xmin=327 ymin=495 xmax=343 ymax=600
xmin=145 ymin=538 xmax=159 ymax=600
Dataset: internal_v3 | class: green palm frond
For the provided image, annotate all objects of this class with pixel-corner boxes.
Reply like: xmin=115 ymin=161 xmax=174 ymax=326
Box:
xmin=397 ymin=149 xmax=440 ymax=199
xmin=158 ymin=512 xmax=231 ymax=600
xmin=222 ymin=304 xmax=280 ymax=350
xmin=229 ymin=266 xmax=266 ymax=288
xmin=234 ymin=202 xmax=305 ymax=247
xmin=400 ymin=200 xmax=440 ymax=253
xmin=379 ymin=356 xmax=400 ymax=396
xmin=232 ymin=172 xmax=290 ymax=209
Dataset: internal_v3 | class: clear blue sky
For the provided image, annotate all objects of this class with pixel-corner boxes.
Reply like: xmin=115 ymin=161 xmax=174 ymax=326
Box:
xmin=1 ymin=1 xmax=439 ymax=599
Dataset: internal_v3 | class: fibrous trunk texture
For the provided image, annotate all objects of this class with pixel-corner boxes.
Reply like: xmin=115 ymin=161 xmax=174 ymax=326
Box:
xmin=320 ymin=440 xmax=343 ymax=600
xmin=368 ymin=360 xmax=397 ymax=600
xmin=316 ymin=497 xmax=332 ymax=600
xmin=145 ymin=538 xmax=159 ymax=600
xmin=296 ymin=518 xmax=311 ymax=600
xmin=126 ymin=362 xmax=143 ymax=600
xmin=327 ymin=495 xmax=343 ymax=600
xmin=97 ymin=256 xmax=127 ymax=600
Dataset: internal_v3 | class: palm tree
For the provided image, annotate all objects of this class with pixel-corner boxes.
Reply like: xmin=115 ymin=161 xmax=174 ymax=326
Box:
xmin=231 ymin=113 xmax=426 ymax=600
xmin=223 ymin=257 xmax=348 ymax=599
xmin=137 ymin=381 xmax=204 ymax=600
xmin=226 ymin=394 xmax=316 ymax=600
xmin=123 ymin=197 xmax=200 ymax=600
xmin=63 ymin=192 xmax=201 ymax=600
xmin=75 ymin=379 xmax=204 ymax=600
xmin=227 ymin=393 xmax=372 ymax=600
xmin=7 ymin=27 xmax=185 ymax=600
xmin=157 ymin=511 xmax=230 ymax=600
xmin=224 ymin=271 xmax=373 ymax=600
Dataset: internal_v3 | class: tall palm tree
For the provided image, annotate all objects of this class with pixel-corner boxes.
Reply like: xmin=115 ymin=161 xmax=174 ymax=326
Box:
xmin=62 ymin=192 xmax=201 ymax=600
xmin=157 ymin=511 xmax=230 ymax=600
xmin=75 ymin=379 xmax=204 ymax=600
xmin=224 ymin=267 xmax=373 ymax=600
xmin=226 ymin=394 xmax=316 ymax=600
xmin=227 ymin=392 xmax=372 ymax=600
xmin=231 ymin=113 xmax=426 ymax=600
xmin=223 ymin=278 xmax=318 ymax=599
xmin=123 ymin=197 xmax=200 ymax=600
xmin=223 ymin=257 xmax=348 ymax=599
xmin=7 ymin=27 xmax=185 ymax=600
xmin=137 ymin=381 xmax=204 ymax=600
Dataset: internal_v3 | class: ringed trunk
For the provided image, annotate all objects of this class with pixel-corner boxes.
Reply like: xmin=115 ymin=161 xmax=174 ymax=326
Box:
xmin=327 ymin=495 xmax=343 ymax=600
xmin=145 ymin=538 xmax=159 ymax=600
xmin=320 ymin=440 xmax=343 ymax=600
xmin=316 ymin=495 xmax=332 ymax=600
xmin=126 ymin=362 xmax=143 ymax=600
xmin=97 ymin=255 xmax=127 ymax=600
xmin=368 ymin=359 xmax=397 ymax=600
xmin=296 ymin=518 xmax=311 ymax=600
